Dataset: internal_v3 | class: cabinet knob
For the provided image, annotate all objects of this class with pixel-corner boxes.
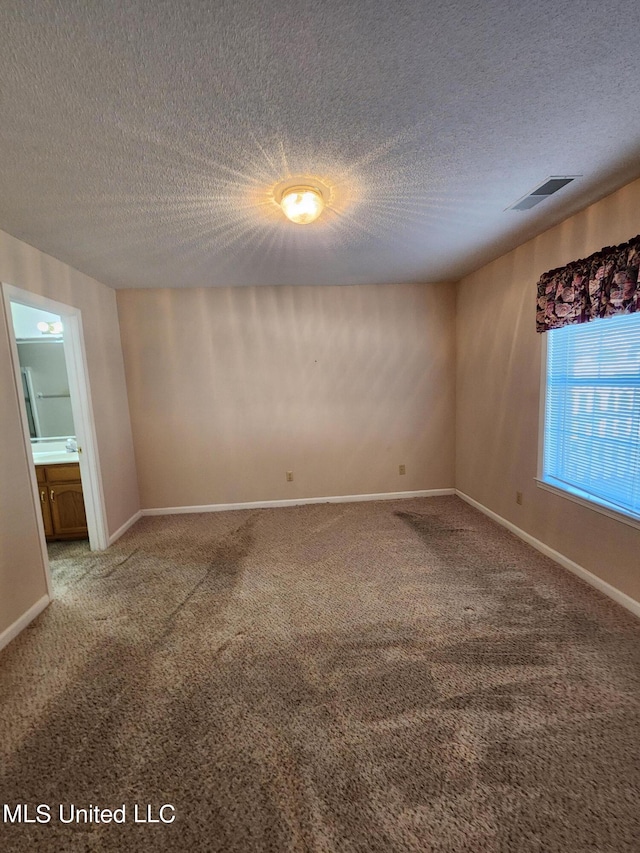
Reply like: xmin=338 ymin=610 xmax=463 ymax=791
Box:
xmin=50 ymin=489 xmax=55 ymax=502
xmin=40 ymin=489 xmax=46 ymax=503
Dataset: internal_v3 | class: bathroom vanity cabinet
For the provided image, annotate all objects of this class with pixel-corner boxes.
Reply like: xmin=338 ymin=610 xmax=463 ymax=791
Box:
xmin=35 ymin=462 xmax=87 ymax=540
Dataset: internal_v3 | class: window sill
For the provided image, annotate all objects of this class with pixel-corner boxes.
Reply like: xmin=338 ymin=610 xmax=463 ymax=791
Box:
xmin=535 ymin=478 xmax=640 ymax=532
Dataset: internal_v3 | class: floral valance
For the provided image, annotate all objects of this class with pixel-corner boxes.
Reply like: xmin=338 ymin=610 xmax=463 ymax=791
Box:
xmin=536 ymin=234 xmax=640 ymax=333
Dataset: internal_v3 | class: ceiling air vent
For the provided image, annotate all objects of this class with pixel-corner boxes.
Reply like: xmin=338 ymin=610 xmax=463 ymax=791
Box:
xmin=507 ymin=176 xmax=579 ymax=211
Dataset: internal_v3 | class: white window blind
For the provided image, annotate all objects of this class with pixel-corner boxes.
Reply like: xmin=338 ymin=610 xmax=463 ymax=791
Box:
xmin=543 ymin=313 xmax=640 ymax=521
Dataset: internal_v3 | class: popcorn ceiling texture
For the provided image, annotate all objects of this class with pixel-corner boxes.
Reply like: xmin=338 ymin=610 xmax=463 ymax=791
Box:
xmin=1 ymin=0 xmax=640 ymax=289
xmin=1 ymin=496 xmax=639 ymax=851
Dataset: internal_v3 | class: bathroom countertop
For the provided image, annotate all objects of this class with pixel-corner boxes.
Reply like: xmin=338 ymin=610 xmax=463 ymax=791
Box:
xmin=32 ymin=451 xmax=80 ymax=465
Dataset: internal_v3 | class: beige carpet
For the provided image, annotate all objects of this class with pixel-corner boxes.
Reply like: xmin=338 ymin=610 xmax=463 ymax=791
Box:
xmin=1 ymin=496 xmax=639 ymax=852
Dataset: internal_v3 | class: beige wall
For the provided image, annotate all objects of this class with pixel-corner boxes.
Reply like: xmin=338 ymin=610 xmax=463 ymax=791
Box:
xmin=456 ymin=177 xmax=640 ymax=602
xmin=0 ymin=298 xmax=47 ymax=635
xmin=118 ymin=282 xmax=456 ymax=509
xmin=0 ymin=229 xmax=139 ymax=638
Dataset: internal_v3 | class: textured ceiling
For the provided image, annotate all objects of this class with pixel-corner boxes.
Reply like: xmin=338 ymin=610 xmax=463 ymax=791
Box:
xmin=2 ymin=0 xmax=640 ymax=289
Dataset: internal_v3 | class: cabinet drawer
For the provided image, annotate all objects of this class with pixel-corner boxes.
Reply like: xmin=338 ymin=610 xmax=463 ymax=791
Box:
xmin=44 ymin=463 xmax=81 ymax=482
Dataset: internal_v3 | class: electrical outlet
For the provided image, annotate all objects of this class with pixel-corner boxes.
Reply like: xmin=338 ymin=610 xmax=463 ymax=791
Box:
xmin=286 ymin=471 xmax=293 ymax=482
xmin=399 ymin=464 xmax=406 ymax=475
xmin=516 ymin=491 xmax=523 ymax=505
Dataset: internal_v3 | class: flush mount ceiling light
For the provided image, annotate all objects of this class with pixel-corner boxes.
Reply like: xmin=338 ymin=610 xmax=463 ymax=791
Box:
xmin=273 ymin=178 xmax=331 ymax=225
xmin=280 ymin=186 xmax=325 ymax=224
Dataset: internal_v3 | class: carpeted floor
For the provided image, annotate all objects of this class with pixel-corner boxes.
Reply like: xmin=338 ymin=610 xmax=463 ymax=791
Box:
xmin=1 ymin=496 xmax=639 ymax=852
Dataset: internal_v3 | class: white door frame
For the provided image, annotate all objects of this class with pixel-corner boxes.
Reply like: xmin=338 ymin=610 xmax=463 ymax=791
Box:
xmin=2 ymin=283 xmax=109 ymax=576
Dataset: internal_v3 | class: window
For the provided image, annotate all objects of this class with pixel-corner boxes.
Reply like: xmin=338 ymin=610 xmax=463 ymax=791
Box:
xmin=541 ymin=313 xmax=640 ymax=523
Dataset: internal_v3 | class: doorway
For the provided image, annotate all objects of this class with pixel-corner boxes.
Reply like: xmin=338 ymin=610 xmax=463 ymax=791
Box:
xmin=2 ymin=283 xmax=109 ymax=597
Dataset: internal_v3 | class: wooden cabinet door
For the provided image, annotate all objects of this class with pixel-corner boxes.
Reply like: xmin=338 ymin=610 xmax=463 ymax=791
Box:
xmin=39 ymin=486 xmax=54 ymax=537
xmin=49 ymin=482 xmax=87 ymax=537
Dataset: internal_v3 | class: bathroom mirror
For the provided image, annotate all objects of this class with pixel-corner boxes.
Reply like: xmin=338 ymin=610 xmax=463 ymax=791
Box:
xmin=10 ymin=301 xmax=77 ymax=441
xmin=17 ymin=339 xmax=75 ymax=439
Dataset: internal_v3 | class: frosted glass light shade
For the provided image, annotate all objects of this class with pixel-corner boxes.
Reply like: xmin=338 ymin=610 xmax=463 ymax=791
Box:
xmin=37 ymin=320 xmax=63 ymax=334
xmin=280 ymin=186 xmax=324 ymax=224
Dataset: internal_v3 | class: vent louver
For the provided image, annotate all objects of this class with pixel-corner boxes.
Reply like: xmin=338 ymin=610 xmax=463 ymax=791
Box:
xmin=507 ymin=176 xmax=579 ymax=211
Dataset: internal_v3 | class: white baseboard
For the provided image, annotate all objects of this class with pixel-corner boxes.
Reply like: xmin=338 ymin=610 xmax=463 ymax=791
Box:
xmin=0 ymin=594 xmax=50 ymax=654
xmin=108 ymin=510 xmax=142 ymax=546
xmin=456 ymin=490 xmax=640 ymax=620
xmin=141 ymin=488 xmax=456 ymax=517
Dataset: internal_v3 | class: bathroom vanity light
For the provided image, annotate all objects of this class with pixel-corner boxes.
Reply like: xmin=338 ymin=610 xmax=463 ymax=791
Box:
xmin=280 ymin=186 xmax=325 ymax=224
xmin=37 ymin=321 xmax=63 ymax=335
